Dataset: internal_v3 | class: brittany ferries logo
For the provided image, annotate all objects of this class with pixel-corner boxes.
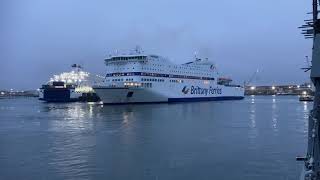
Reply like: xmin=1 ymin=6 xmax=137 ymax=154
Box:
xmin=182 ymin=86 xmax=190 ymax=94
xmin=182 ymin=86 xmax=222 ymax=95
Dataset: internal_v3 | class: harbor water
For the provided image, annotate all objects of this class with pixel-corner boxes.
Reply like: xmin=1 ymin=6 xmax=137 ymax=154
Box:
xmin=0 ymin=96 xmax=310 ymax=180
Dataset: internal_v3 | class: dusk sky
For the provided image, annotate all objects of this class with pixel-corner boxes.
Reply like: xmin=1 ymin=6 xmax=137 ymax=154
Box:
xmin=0 ymin=0 xmax=312 ymax=90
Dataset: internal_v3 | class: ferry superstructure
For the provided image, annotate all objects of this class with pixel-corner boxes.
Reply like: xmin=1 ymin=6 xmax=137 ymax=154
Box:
xmin=93 ymin=51 xmax=244 ymax=104
xmin=39 ymin=64 xmax=98 ymax=102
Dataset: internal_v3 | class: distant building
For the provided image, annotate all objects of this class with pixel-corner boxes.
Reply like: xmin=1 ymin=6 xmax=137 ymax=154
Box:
xmin=245 ymin=84 xmax=314 ymax=96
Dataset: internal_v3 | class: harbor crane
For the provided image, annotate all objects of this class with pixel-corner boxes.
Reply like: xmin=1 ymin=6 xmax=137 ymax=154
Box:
xmin=244 ymin=69 xmax=259 ymax=87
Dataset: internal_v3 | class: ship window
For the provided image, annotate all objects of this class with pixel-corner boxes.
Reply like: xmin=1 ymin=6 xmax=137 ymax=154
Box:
xmin=127 ymin=91 xmax=134 ymax=97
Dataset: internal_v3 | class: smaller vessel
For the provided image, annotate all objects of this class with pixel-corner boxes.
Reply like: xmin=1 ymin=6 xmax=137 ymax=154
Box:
xmin=299 ymin=93 xmax=314 ymax=102
xmin=299 ymin=90 xmax=314 ymax=102
xmin=299 ymin=95 xmax=314 ymax=102
xmin=39 ymin=64 xmax=99 ymax=102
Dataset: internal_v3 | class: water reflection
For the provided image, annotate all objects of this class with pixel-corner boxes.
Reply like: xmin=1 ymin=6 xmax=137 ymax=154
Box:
xmin=43 ymin=103 xmax=97 ymax=179
xmin=248 ymin=96 xmax=258 ymax=149
xmin=251 ymin=95 xmax=255 ymax=104
xmin=303 ymin=102 xmax=308 ymax=112
xmin=271 ymin=97 xmax=278 ymax=133
xmin=0 ymin=97 xmax=312 ymax=180
xmin=302 ymin=102 xmax=310 ymax=134
xmin=249 ymin=96 xmax=256 ymax=129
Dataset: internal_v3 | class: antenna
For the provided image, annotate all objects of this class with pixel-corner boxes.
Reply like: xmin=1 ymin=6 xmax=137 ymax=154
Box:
xmin=134 ymin=45 xmax=142 ymax=54
xmin=314 ymin=0 xmax=318 ymax=22
xmin=298 ymin=0 xmax=318 ymax=39
xmin=193 ymin=51 xmax=201 ymax=61
xmin=301 ymin=56 xmax=312 ymax=72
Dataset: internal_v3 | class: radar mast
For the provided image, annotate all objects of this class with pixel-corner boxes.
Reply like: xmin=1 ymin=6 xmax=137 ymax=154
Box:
xmin=297 ymin=0 xmax=320 ymax=179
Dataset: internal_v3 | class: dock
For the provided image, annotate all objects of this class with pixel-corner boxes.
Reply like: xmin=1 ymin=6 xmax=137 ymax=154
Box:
xmin=245 ymin=84 xmax=313 ymax=96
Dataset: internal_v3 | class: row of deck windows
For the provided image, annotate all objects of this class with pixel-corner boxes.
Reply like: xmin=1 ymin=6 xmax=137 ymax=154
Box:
xmin=170 ymin=79 xmax=184 ymax=83
xmin=142 ymin=83 xmax=152 ymax=88
xmin=141 ymin=78 xmax=164 ymax=82
xmin=111 ymin=56 xmax=146 ymax=61
xmin=111 ymin=78 xmax=134 ymax=82
xmin=110 ymin=78 xmax=211 ymax=83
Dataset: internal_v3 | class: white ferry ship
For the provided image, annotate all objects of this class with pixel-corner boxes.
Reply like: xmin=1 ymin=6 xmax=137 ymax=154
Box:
xmin=93 ymin=50 xmax=244 ymax=104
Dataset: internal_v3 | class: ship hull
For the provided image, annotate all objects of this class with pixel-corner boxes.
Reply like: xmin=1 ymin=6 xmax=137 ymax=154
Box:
xmin=39 ymin=88 xmax=81 ymax=102
xmin=94 ymin=85 xmax=244 ymax=104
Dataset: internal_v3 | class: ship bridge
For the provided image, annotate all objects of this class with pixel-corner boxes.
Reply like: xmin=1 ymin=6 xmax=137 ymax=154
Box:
xmin=182 ymin=58 xmax=216 ymax=71
xmin=104 ymin=55 xmax=148 ymax=65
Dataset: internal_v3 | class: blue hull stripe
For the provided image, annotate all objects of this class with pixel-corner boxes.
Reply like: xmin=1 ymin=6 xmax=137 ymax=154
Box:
xmin=102 ymin=101 xmax=168 ymax=105
xmin=102 ymin=96 xmax=244 ymax=105
xmin=94 ymin=87 xmax=129 ymax=89
xmin=168 ymin=96 xmax=244 ymax=102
